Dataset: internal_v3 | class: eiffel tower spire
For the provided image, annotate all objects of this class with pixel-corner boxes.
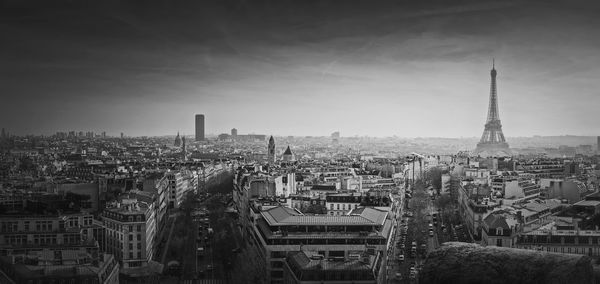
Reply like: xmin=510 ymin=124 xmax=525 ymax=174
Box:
xmin=474 ymin=61 xmax=511 ymax=157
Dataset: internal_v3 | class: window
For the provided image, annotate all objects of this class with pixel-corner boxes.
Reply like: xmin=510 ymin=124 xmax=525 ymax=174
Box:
xmin=137 ymin=225 xmax=142 ymax=232
xmin=496 ymin=228 xmax=503 ymax=236
xmin=129 ymin=243 xmax=133 ymax=250
xmin=129 ymin=235 xmax=133 ymax=241
xmin=496 ymin=239 xmax=502 ymax=247
xmin=137 ymin=234 xmax=142 ymax=241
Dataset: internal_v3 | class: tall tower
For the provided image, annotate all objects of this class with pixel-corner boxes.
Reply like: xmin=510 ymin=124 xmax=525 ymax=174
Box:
xmin=474 ymin=60 xmax=511 ymax=157
xmin=195 ymin=114 xmax=205 ymax=141
xmin=268 ymin=136 xmax=276 ymax=164
xmin=182 ymin=135 xmax=187 ymax=161
xmin=174 ymin=132 xmax=181 ymax=147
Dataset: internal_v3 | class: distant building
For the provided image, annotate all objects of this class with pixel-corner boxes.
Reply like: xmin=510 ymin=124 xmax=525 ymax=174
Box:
xmin=268 ymin=136 xmax=276 ymax=164
xmin=195 ymin=114 xmax=205 ymax=141
xmin=282 ymin=146 xmax=295 ymax=162
xmin=231 ymin=128 xmax=238 ymax=138
xmin=326 ymin=193 xmax=362 ymax=216
xmin=331 ymin=131 xmax=340 ymax=145
xmin=597 ymin=136 xmax=600 ymax=153
xmin=174 ymin=132 xmax=181 ymax=147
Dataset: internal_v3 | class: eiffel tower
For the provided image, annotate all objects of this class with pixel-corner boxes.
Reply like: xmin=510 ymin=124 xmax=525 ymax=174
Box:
xmin=474 ymin=60 xmax=511 ymax=157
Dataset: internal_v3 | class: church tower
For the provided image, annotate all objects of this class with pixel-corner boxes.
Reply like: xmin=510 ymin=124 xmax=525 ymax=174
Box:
xmin=181 ymin=135 xmax=187 ymax=161
xmin=174 ymin=132 xmax=181 ymax=147
xmin=268 ymin=136 xmax=276 ymax=164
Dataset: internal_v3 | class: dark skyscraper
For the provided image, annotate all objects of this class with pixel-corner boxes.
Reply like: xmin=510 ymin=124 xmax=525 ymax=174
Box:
xmin=195 ymin=114 xmax=205 ymax=141
xmin=597 ymin=136 xmax=600 ymax=153
xmin=474 ymin=61 xmax=511 ymax=157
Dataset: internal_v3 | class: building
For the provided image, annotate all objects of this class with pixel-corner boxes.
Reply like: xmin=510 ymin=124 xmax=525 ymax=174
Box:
xmin=331 ymin=131 xmax=340 ymax=146
xmin=481 ymin=210 xmax=520 ymax=247
xmin=503 ymin=178 xmax=541 ymax=204
xmin=174 ymin=132 xmax=181 ymax=147
xmin=516 ymin=223 xmax=600 ymax=257
xmin=282 ymin=251 xmax=380 ymax=284
xmin=268 ymin=136 xmax=276 ymax=164
xmin=162 ymin=170 xmax=196 ymax=209
xmin=101 ymin=191 xmax=157 ymax=269
xmin=326 ymin=193 xmax=362 ymax=216
xmin=248 ymin=205 xmax=392 ymax=283
xmin=231 ymin=128 xmax=238 ymax=138
xmin=195 ymin=114 xmax=205 ymax=141
xmin=0 ymin=249 xmax=119 ymax=284
xmin=0 ymin=213 xmax=98 ymax=254
xmin=282 ymin=146 xmax=296 ymax=163
xmin=473 ymin=61 xmax=511 ymax=157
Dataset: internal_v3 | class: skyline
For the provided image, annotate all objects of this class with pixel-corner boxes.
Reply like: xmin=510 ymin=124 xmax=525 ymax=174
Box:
xmin=2 ymin=0 xmax=600 ymax=137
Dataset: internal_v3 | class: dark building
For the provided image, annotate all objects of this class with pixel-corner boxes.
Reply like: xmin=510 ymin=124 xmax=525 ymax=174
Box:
xmin=597 ymin=136 xmax=600 ymax=153
xmin=268 ymin=136 xmax=276 ymax=164
xmin=195 ymin=114 xmax=205 ymax=141
xmin=231 ymin=128 xmax=237 ymax=138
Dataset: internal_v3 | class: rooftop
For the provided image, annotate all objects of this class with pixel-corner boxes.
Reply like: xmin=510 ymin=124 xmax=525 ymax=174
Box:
xmin=261 ymin=206 xmax=387 ymax=226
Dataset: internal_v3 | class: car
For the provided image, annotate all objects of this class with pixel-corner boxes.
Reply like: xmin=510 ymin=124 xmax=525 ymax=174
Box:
xmin=395 ymin=272 xmax=402 ymax=279
xmin=398 ymin=254 xmax=404 ymax=261
xmin=206 ymin=264 xmax=214 ymax=270
xmin=429 ymin=230 xmax=434 ymax=237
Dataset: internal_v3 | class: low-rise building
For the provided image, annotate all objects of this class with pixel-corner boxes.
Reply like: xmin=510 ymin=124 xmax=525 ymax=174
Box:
xmin=0 ymin=249 xmax=119 ymax=284
xmin=283 ymin=251 xmax=380 ymax=284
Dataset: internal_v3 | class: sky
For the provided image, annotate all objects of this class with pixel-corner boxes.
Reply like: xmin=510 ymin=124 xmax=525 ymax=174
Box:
xmin=1 ymin=0 xmax=600 ymax=138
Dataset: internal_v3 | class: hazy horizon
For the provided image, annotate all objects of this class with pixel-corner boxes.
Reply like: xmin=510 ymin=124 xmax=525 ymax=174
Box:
xmin=2 ymin=0 xmax=600 ymax=137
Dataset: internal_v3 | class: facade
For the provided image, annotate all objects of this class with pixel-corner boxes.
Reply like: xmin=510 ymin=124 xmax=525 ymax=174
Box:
xmin=326 ymin=193 xmax=362 ymax=216
xmin=481 ymin=210 xmax=520 ymax=247
xmin=473 ymin=62 xmax=511 ymax=157
xmin=282 ymin=251 xmax=380 ymax=284
xmin=195 ymin=114 xmax=205 ymax=141
xmin=162 ymin=170 xmax=196 ymax=209
xmin=101 ymin=191 xmax=156 ymax=269
xmin=0 ymin=213 xmax=97 ymax=253
xmin=0 ymin=249 xmax=119 ymax=284
xmin=231 ymin=128 xmax=238 ymax=138
xmin=504 ymin=179 xmax=541 ymax=204
xmin=516 ymin=226 xmax=600 ymax=257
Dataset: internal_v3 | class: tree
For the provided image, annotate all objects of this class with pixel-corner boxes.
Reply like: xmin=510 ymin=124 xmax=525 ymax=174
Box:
xmin=428 ymin=167 xmax=443 ymax=192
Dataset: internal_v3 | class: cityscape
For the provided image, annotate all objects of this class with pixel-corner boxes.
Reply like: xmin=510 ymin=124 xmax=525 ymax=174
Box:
xmin=2 ymin=1 xmax=600 ymax=284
